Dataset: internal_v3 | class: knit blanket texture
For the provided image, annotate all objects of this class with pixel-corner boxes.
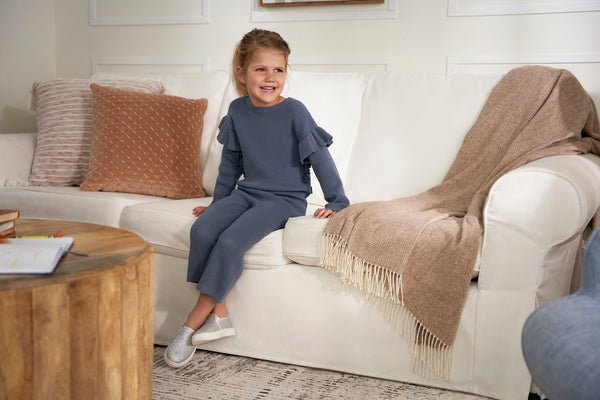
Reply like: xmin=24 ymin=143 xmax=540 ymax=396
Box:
xmin=321 ymin=66 xmax=600 ymax=379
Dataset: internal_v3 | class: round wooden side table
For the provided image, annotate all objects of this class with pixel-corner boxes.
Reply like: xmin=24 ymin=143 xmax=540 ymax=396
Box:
xmin=0 ymin=219 xmax=155 ymax=400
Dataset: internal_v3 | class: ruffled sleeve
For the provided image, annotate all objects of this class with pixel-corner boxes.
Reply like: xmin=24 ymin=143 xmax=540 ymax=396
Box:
xmin=298 ymin=127 xmax=333 ymax=163
xmin=217 ymin=115 xmax=241 ymax=151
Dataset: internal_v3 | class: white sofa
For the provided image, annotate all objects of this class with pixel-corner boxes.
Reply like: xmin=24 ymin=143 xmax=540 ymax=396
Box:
xmin=2 ymin=69 xmax=600 ymax=400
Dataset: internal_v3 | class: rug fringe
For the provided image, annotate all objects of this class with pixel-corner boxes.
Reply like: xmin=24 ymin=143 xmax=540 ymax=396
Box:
xmin=320 ymin=233 xmax=451 ymax=381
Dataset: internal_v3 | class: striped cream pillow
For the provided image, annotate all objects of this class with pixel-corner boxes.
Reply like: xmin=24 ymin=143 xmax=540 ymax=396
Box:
xmin=80 ymin=84 xmax=207 ymax=199
xmin=29 ymin=79 xmax=164 ymax=186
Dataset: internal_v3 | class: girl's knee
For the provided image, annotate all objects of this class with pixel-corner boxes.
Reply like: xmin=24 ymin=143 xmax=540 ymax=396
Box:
xmin=214 ymin=234 xmax=244 ymax=255
xmin=190 ymin=223 xmax=217 ymax=246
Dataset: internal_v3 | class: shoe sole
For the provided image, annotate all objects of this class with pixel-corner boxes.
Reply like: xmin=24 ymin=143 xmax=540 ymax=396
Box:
xmin=163 ymin=347 xmax=196 ymax=368
xmin=191 ymin=328 xmax=236 ymax=346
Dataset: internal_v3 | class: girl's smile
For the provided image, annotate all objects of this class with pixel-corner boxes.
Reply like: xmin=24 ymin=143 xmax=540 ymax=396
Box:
xmin=237 ymin=47 xmax=287 ymax=108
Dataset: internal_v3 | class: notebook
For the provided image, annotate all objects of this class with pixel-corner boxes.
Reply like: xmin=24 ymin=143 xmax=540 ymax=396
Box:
xmin=0 ymin=237 xmax=74 ymax=274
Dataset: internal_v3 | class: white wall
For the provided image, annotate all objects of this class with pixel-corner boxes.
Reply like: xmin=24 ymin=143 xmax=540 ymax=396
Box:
xmin=0 ymin=0 xmax=56 ymax=133
xmin=2 ymin=0 xmax=599 ymax=133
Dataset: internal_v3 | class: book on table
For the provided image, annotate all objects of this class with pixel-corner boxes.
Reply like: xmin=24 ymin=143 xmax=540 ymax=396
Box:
xmin=0 ymin=237 xmax=74 ymax=274
xmin=0 ymin=228 xmax=16 ymax=239
xmin=0 ymin=209 xmax=20 ymax=238
xmin=0 ymin=220 xmax=15 ymax=231
xmin=0 ymin=220 xmax=16 ymax=238
xmin=0 ymin=209 xmax=20 ymax=224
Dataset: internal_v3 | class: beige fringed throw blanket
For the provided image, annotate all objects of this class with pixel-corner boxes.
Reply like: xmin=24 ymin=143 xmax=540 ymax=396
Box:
xmin=321 ymin=66 xmax=600 ymax=379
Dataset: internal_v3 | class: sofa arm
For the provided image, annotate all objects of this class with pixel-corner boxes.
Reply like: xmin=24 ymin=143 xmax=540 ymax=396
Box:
xmin=472 ymin=154 xmax=600 ymax=398
xmin=0 ymin=133 xmax=36 ymax=186
xmin=479 ymin=154 xmax=600 ymax=296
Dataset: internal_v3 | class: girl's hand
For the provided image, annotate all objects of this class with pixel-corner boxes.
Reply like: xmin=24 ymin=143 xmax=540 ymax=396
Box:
xmin=314 ymin=208 xmax=336 ymax=219
xmin=192 ymin=206 xmax=208 ymax=217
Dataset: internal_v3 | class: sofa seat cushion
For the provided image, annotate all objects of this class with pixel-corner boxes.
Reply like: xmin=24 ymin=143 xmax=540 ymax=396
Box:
xmin=283 ymin=216 xmax=482 ymax=278
xmin=0 ymin=186 xmax=158 ymax=227
xmin=119 ymin=198 xmax=292 ymax=269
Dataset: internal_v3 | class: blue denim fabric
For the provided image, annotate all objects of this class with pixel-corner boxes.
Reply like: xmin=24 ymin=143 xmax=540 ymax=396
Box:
xmin=522 ymin=227 xmax=600 ymax=400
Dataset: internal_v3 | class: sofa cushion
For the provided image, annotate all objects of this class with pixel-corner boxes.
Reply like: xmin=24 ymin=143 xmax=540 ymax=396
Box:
xmin=0 ymin=187 xmax=158 ymax=227
xmin=80 ymin=84 xmax=207 ymax=199
xmin=344 ymin=72 xmax=503 ymax=203
xmin=90 ymin=71 xmax=231 ymax=185
xmin=0 ymin=133 xmax=37 ymax=187
xmin=282 ymin=71 xmax=367 ymax=206
xmin=201 ymin=83 xmax=239 ymax=196
xmin=283 ymin=216 xmax=329 ymax=266
xmin=28 ymin=78 xmax=164 ymax=186
xmin=119 ymin=198 xmax=292 ymax=268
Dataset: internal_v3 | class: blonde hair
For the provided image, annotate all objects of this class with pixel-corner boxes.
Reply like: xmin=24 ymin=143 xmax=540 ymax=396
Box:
xmin=232 ymin=29 xmax=291 ymax=97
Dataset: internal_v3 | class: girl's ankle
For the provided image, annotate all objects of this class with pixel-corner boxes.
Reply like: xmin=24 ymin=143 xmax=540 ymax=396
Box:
xmin=212 ymin=303 xmax=228 ymax=318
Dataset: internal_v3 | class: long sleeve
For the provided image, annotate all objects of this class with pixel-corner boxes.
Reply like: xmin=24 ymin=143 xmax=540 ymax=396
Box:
xmin=211 ymin=147 xmax=243 ymax=204
xmin=308 ymin=147 xmax=349 ymax=211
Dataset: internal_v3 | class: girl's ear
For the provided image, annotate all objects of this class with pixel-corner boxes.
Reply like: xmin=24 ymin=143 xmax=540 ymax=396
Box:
xmin=236 ymin=66 xmax=246 ymax=85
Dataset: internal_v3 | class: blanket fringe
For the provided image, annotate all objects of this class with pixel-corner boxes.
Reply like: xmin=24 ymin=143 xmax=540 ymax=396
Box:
xmin=320 ymin=233 xmax=452 ymax=381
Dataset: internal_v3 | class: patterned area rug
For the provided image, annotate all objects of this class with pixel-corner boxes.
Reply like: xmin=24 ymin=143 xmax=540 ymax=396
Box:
xmin=153 ymin=346 xmax=488 ymax=399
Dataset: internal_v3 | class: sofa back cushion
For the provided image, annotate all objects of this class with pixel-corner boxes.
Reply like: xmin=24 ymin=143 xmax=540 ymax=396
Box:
xmin=344 ymin=72 xmax=503 ymax=203
xmin=283 ymin=71 xmax=366 ymax=206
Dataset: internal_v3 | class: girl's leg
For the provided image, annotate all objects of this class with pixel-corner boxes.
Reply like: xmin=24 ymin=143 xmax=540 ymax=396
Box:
xmin=185 ymin=192 xmax=252 ymax=330
xmin=183 ymin=292 xmax=217 ymax=330
xmin=165 ymin=191 xmax=305 ymax=367
xmin=187 ymin=190 xmax=250 ymax=284
xmin=185 ymin=201 xmax=296 ymax=345
xmin=164 ymin=192 xmax=249 ymax=368
xmin=185 ymin=190 xmax=251 ymax=326
xmin=182 ymin=292 xmax=231 ymax=330
xmin=196 ymin=190 xmax=306 ymax=304
xmin=212 ymin=300 xmax=228 ymax=318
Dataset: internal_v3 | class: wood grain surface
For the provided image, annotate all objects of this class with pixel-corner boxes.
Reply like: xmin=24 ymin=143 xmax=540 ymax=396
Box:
xmin=0 ymin=219 xmax=155 ymax=400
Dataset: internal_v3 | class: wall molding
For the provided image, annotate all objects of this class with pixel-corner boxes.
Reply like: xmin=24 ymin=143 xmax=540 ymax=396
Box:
xmin=90 ymin=57 xmax=392 ymax=75
xmin=446 ymin=54 xmax=600 ymax=75
xmin=91 ymin=57 xmax=211 ymax=74
xmin=448 ymin=0 xmax=600 ymax=16
xmin=89 ymin=0 xmax=210 ymax=25
xmin=251 ymin=0 xmax=397 ymax=22
xmin=290 ymin=57 xmax=395 ymax=70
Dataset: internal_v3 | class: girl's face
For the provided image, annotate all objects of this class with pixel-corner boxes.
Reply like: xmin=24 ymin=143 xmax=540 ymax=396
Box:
xmin=237 ymin=47 xmax=287 ymax=108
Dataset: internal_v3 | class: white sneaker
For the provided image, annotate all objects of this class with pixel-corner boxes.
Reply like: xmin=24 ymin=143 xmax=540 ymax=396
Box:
xmin=164 ymin=326 xmax=196 ymax=368
xmin=191 ymin=313 xmax=236 ymax=345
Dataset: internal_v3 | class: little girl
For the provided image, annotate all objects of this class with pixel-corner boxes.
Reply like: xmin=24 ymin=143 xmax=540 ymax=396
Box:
xmin=164 ymin=29 xmax=349 ymax=368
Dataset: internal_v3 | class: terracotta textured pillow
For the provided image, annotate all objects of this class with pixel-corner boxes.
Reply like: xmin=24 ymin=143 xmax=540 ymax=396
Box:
xmin=29 ymin=79 xmax=164 ymax=186
xmin=80 ymin=84 xmax=207 ymax=199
